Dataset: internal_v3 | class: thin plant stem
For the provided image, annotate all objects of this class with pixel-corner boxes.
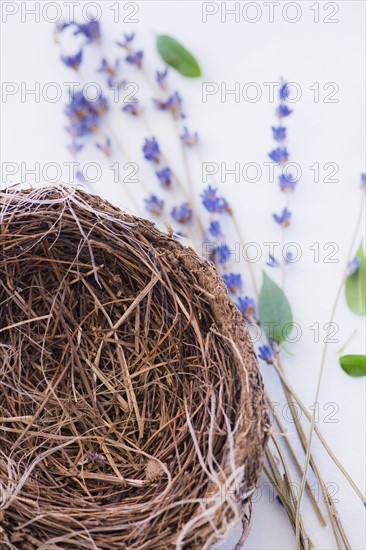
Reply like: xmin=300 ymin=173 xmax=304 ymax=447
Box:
xmin=346 ymin=192 xmax=365 ymax=263
xmin=268 ymin=396 xmax=326 ymax=525
xmin=277 ymin=357 xmax=343 ymax=550
xmin=172 ymin=116 xmax=195 ymax=216
xmin=270 ymin=435 xmax=312 ymax=550
xmin=264 ymin=443 xmax=312 ymax=550
xmin=272 ymin=359 xmax=365 ymax=503
xmin=102 ymin=119 xmax=147 ymax=195
xmin=295 ymin=191 xmax=366 ymax=547
xmin=294 ymin=277 xmax=345 ymax=548
xmin=337 ymin=329 xmax=358 ymax=355
xmin=281 ymin=193 xmax=292 ymax=289
xmin=275 ymin=172 xmax=347 ymax=547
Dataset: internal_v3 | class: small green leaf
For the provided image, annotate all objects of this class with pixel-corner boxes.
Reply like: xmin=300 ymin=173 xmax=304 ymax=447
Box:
xmin=339 ymin=355 xmax=366 ymax=377
xmin=258 ymin=271 xmax=293 ymax=344
xmin=156 ymin=35 xmax=201 ymax=77
xmin=345 ymin=241 xmax=366 ymax=315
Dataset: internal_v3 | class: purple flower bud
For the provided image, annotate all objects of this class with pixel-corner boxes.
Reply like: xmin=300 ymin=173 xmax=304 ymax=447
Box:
xmin=156 ymin=166 xmax=173 ymax=189
xmin=208 ymin=220 xmax=222 ymax=238
xmin=181 ymin=126 xmax=199 ymax=146
xmin=74 ymin=20 xmax=100 ymax=43
xmin=67 ymin=140 xmax=83 ymax=157
xmin=279 ymin=82 xmax=290 ymax=100
xmin=201 ymin=185 xmax=230 ymax=214
xmin=279 ymin=173 xmax=297 ymax=192
xmin=61 ymin=50 xmax=83 ymax=71
xmin=223 ymin=273 xmax=242 ymax=294
xmin=171 ymin=203 xmax=192 ymax=224
xmin=272 ymin=126 xmax=286 ymax=142
xmin=347 ymin=257 xmax=361 ymax=276
xmin=237 ymin=296 xmax=256 ymax=319
xmin=361 ymin=172 xmax=366 ymax=188
xmin=142 ymin=137 xmax=160 ymax=163
xmin=126 ymin=51 xmax=143 ymax=68
xmin=122 ymin=102 xmax=141 ymax=116
xmin=216 ymin=244 xmax=231 ymax=265
xmin=266 ymin=255 xmax=280 ymax=268
xmin=154 ymin=91 xmax=185 ymax=119
xmin=258 ymin=345 xmax=273 ymax=364
xmin=96 ymin=136 xmax=111 ymax=157
xmin=268 ymin=147 xmax=289 ymax=164
xmin=144 ymin=194 xmax=164 ymax=216
xmin=273 ymin=207 xmax=292 ymax=227
xmin=156 ymin=68 xmax=168 ymax=88
xmin=277 ymin=104 xmax=292 ymax=118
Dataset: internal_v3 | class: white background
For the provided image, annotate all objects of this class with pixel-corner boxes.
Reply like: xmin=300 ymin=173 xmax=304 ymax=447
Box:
xmin=1 ymin=1 xmax=365 ymax=549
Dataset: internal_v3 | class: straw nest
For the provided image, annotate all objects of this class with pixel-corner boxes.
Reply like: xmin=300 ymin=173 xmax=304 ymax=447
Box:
xmin=0 ymin=185 xmax=270 ymax=550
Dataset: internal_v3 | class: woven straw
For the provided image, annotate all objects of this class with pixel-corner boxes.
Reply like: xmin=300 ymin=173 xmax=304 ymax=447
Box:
xmin=0 ymin=185 xmax=270 ymax=549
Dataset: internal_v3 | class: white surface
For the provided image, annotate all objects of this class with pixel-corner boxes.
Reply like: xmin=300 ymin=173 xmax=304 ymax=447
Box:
xmin=1 ymin=1 xmax=365 ymax=549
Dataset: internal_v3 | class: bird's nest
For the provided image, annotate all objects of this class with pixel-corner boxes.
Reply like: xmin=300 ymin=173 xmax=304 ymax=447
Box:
xmin=0 ymin=185 xmax=269 ymax=549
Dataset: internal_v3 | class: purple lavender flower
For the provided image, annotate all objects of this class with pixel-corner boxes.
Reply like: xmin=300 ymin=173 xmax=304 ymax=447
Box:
xmin=216 ymin=244 xmax=231 ymax=265
xmin=273 ymin=207 xmax=292 ymax=227
xmin=223 ymin=273 xmax=242 ymax=294
xmin=67 ymin=140 xmax=83 ymax=157
xmin=116 ymin=32 xmax=135 ymax=48
xmin=272 ymin=126 xmax=286 ymax=142
xmin=126 ymin=51 xmax=143 ymax=68
xmin=156 ymin=166 xmax=173 ymax=188
xmin=181 ymin=126 xmax=199 ymax=146
xmin=285 ymin=251 xmax=295 ymax=263
xmin=91 ymin=97 xmax=108 ymax=117
xmin=55 ymin=20 xmax=100 ymax=43
xmin=154 ymin=91 xmax=185 ymax=119
xmin=171 ymin=203 xmax=192 ymax=224
xmin=61 ymin=50 xmax=83 ymax=70
xmin=55 ymin=21 xmax=71 ymax=33
xmin=64 ymin=90 xmax=108 ymax=137
xmin=201 ymin=185 xmax=230 ymax=214
xmin=237 ymin=296 xmax=256 ymax=318
xmin=347 ymin=257 xmax=361 ymax=276
xmin=122 ymin=103 xmax=141 ymax=116
xmin=268 ymin=147 xmax=289 ymax=164
xmin=208 ymin=220 xmax=222 ymax=238
xmin=266 ymin=255 xmax=280 ymax=268
xmin=143 ymin=137 xmax=160 ymax=162
xmin=258 ymin=345 xmax=273 ymax=364
xmin=279 ymin=82 xmax=290 ymax=100
xmin=156 ymin=68 xmax=168 ymax=88
xmin=144 ymin=194 xmax=164 ymax=216
xmin=97 ymin=58 xmax=120 ymax=86
xmin=279 ymin=173 xmax=297 ymax=192
xmin=74 ymin=20 xmax=100 ymax=43
xmin=75 ymin=170 xmax=85 ymax=182
xmin=361 ymin=172 xmax=366 ymax=188
xmin=98 ymin=58 xmax=117 ymax=75
xmin=96 ymin=136 xmax=111 ymax=157
xmin=277 ymin=104 xmax=292 ymax=118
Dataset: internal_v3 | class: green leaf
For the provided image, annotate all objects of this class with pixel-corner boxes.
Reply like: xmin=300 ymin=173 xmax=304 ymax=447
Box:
xmin=156 ymin=35 xmax=201 ymax=77
xmin=339 ymin=354 xmax=366 ymax=377
xmin=258 ymin=271 xmax=293 ymax=344
xmin=345 ymin=241 xmax=366 ymax=315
